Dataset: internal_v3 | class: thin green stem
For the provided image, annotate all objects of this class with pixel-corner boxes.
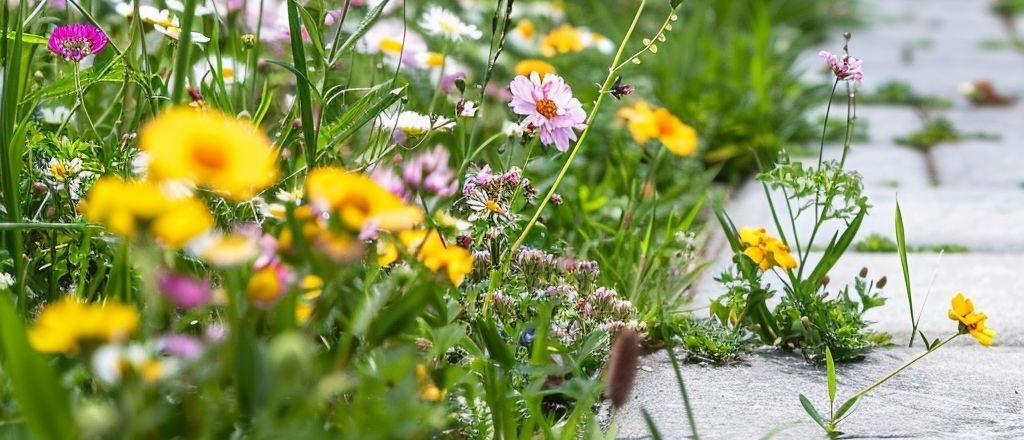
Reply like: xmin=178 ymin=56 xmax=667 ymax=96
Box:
xmin=169 ymin=0 xmax=197 ymax=105
xmin=509 ymin=0 xmax=648 ymax=255
xmin=849 ymin=333 xmax=959 ymax=402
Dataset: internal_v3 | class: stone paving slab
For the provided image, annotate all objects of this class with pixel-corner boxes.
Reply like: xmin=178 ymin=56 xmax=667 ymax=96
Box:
xmin=616 ymin=347 xmax=1024 ymax=439
xmin=723 ymin=181 xmax=1024 ymax=252
xmin=694 ymin=252 xmax=1024 ymax=347
xmin=933 ymin=138 xmax=1024 ymax=187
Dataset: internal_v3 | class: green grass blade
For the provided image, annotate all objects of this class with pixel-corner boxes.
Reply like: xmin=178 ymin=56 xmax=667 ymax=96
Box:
xmin=0 ymin=294 xmax=76 ymax=439
xmin=286 ymin=0 xmax=319 ymax=169
xmin=640 ymin=408 xmax=664 ymax=440
xmin=799 ymin=394 xmax=827 ymax=431
xmin=826 ymin=347 xmax=836 ymax=406
xmin=895 ymin=201 xmax=916 ymax=347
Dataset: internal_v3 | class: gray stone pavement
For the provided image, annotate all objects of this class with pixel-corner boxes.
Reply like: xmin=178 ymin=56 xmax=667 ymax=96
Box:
xmin=618 ymin=0 xmax=1024 ymax=438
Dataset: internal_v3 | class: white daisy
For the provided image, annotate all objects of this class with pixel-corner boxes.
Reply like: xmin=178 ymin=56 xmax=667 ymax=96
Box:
xmin=0 ymin=273 xmax=14 ymax=290
xmin=166 ymin=0 xmax=217 ymax=16
xmin=193 ymin=57 xmax=246 ymax=84
xmin=419 ymin=6 xmax=482 ymax=41
xmin=154 ymin=21 xmax=212 ymax=43
xmin=38 ymin=106 xmax=71 ymax=124
xmin=358 ymin=18 xmax=427 ymax=67
xmin=377 ymin=110 xmax=452 ymax=136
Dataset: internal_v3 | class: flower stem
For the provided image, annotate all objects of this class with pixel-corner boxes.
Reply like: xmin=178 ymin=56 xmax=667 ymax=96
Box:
xmin=509 ymin=0 xmax=648 ymax=255
xmin=848 ymin=333 xmax=959 ymax=402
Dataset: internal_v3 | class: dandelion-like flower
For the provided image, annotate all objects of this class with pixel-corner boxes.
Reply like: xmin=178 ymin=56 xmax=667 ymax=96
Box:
xmin=419 ymin=6 xmax=482 ymax=41
xmin=48 ymin=24 xmax=108 ymax=62
xmin=948 ymin=292 xmax=996 ymax=346
xmin=508 ymin=73 xmax=586 ymax=151
xmin=818 ymin=50 xmax=863 ymax=82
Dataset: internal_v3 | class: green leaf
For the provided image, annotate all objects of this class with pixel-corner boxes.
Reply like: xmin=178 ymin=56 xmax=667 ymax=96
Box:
xmin=826 ymin=347 xmax=836 ymax=405
xmin=711 ymin=195 xmax=741 ymax=252
xmin=834 ymin=396 xmax=860 ymax=421
xmin=804 ymin=205 xmax=867 ymax=292
xmin=799 ymin=394 xmax=827 ymax=431
xmin=471 ymin=317 xmax=515 ymax=368
xmin=331 ymin=0 xmax=390 ymax=63
xmin=0 ymin=295 xmax=76 ymax=439
xmin=321 ymin=83 xmax=406 ymax=148
xmin=895 ymin=200 xmax=917 ymax=347
xmin=4 ymin=32 xmax=47 ymax=45
xmin=640 ymin=408 xmax=664 ymax=440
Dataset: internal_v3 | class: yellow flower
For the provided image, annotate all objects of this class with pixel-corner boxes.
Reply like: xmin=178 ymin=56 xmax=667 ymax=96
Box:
xmin=305 ymin=167 xmax=423 ymax=232
xmin=28 ymin=298 xmax=139 ymax=354
xmin=514 ymin=59 xmax=556 ymax=78
xmin=540 ymin=24 xmax=584 ymax=56
xmin=80 ymin=176 xmax=213 ymax=249
xmin=948 ymin=292 xmax=996 ymax=346
xmin=420 ymin=383 xmax=444 ymax=401
xmin=738 ymin=226 xmax=797 ymax=271
xmin=617 ymin=101 xmax=698 ymax=156
xmin=246 ymin=266 xmax=284 ymax=304
xmin=399 ymin=230 xmax=473 ymax=285
xmin=197 ymin=233 xmax=260 ymax=266
xmin=139 ymin=107 xmax=278 ymax=201
xmin=514 ymin=19 xmax=535 ymax=40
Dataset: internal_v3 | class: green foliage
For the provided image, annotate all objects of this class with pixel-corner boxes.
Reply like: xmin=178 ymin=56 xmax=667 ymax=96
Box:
xmin=894 ymin=118 xmax=963 ymax=150
xmin=858 ymin=80 xmax=953 ymax=109
xmin=854 ymin=233 xmax=969 ymax=253
xmin=675 ymin=318 xmax=744 ymax=365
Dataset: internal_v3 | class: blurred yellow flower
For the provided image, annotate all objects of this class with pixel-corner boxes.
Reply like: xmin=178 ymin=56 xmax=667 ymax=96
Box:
xmin=540 ymin=24 xmax=584 ymax=56
xmin=617 ymin=101 xmax=698 ymax=156
xmin=399 ymin=229 xmax=473 ymax=285
xmin=140 ymin=107 xmax=278 ymax=201
xmin=246 ymin=266 xmax=285 ymax=304
xmin=514 ymin=19 xmax=535 ymax=40
xmin=80 ymin=176 xmax=213 ymax=249
xmin=514 ymin=59 xmax=557 ymax=78
xmin=300 ymin=275 xmax=324 ymax=300
xmin=738 ymin=226 xmax=797 ymax=271
xmin=28 ymin=297 xmax=139 ymax=354
xmin=948 ymin=292 xmax=996 ymax=346
xmin=306 ymin=167 xmax=423 ymax=232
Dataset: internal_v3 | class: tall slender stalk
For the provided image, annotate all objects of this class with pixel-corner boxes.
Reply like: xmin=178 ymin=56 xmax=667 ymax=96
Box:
xmin=509 ymin=0 xmax=649 ymax=254
xmin=169 ymin=0 xmax=197 ymax=105
xmin=286 ymin=0 xmax=318 ymax=170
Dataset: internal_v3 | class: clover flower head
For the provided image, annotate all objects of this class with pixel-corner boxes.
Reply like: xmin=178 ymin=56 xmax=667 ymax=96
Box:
xmin=48 ymin=24 xmax=108 ymax=62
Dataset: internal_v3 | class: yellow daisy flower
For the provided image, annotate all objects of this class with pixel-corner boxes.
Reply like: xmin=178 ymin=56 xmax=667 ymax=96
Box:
xmin=540 ymin=24 xmax=584 ymax=56
xmin=617 ymin=101 xmax=698 ymax=156
xmin=514 ymin=59 xmax=556 ymax=78
xmin=305 ymin=167 xmax=423 ymax=232
xmin=948 ymin=292 xmax=996 ymax=346
xmin=28 ymin=297 xmax=139 ymax=354
xmin=737 ymin=226 xmax=797 ymax=271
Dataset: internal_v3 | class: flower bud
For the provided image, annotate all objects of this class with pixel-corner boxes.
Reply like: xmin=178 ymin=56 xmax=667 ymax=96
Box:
xmin=875 ymin=276 xmax=888 ymax=289
xmin=241 ymin=34 xmax=257 ymax=48
xmin=859 ymin=267 xmax=868 ymax=278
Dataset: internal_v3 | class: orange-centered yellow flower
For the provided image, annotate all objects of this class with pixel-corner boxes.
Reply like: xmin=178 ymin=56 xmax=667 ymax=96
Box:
xmin=738 ymin=227 xmax=797 ymax=271
xmin=540 ymin=24 xmax=584 ymax=56
xmin=80 ymin=176 xmax=213 ymax=249
xmin=948 ymin=292 xmax=996 ymax=346
xmin=139 ymin=107 xmax=278 ymax=201
xmin=28 ymin=297 xmax=139 ymax=354
xmin=398 ymin=229 xmax=473 ymax=285
xmin=305 ymin=167 xmax=423 ymax=232
xmin=617 ymin=101 xmax=698 ymax=156
xmin=514 ymin=59 xmax=556 ymax=78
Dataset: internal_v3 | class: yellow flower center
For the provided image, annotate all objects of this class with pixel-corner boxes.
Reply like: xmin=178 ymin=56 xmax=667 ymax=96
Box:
xmin=535 ymin=99 xmax=558 ymax=119
xmin=191 ymin=144 xmax=228 ymax=171
xmin=485 ymin=199 xmax=504 ymax=214
xmin=379 ymin=38 xmax=404 ymax=54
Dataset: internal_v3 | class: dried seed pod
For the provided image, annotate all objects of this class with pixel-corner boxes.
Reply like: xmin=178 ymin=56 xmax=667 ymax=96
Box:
xmin=605 ymin=328 xmax=641 ymax=409
xmin=859 ymin=267 xmax=869 ymax=278
xmin=876 ymin=276 xmax=888 ymax=289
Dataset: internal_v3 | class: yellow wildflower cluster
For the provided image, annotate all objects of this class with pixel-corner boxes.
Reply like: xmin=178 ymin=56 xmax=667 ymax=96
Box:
xmin=417 ymin=363 xmax=445 ymax=401
xmin=538 ymin=24 xmax=608 ymax=57
xmin=380 ymin=230 xmax=473 ymax=286
xmin=278 ymin=205 xmax=364 ymax=263
xmin=80 ymin=177 xmax=213 ymax=249
xmin=140 ymin=107 xmax=278 ymax=201
xmin=617 ymin=101 xmax=698 ymax=156
xmin=305 ymin=167 xmax=424 ymax=232
xmin=28 ymin=297 xmax=139 ymax=354
xmin=295 ymin=275 xmax=324 ymax=324
xmin=948 ymin=292 xmax=996 ymax=346
xmin=514 ymin=59 xmax=557 ymax=78
xmin=738 ymin=227 xmax=797 ymax=271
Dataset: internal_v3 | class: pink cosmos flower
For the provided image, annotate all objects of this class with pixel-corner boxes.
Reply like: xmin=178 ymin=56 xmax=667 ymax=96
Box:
xmin=48 ymin=24 xmax=108 ymax=62
xmin=818 ymin=50 xmax=864 ymax=82
xmin=157 ymin=273 xmax=212 ymax=308
xmin=403 ymin=146 xmax=457 ymax=197
xmin=508 ymin=73 xmax=587 ymax=151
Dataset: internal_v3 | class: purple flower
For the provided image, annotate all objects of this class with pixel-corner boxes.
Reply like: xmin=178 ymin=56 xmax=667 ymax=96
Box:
xmin=403 ymin=146 xmax=457 ymax=197
xmin=370 ymin=164 xmax=409 ymax=199
xmin=157 ymin=273 xmax=212 ymax=308
xmin=818 ymin=50 xmax=863 ymax=82
xmin=48 ymin=24 xmax=108 ymax=62
xmin=158 ymin=334 xmax=205 ymax=359
xmin=508 ymin=73 xmax=587 ymax=151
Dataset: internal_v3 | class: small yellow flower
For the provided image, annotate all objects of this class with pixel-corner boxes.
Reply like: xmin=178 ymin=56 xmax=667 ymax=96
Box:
xmin=617 ymin=101 xmax=698 ymax=156
xmin=197 ymin=233 xmax=260 ymax=267
xmin=420 ymin=383 xmax=444 ymax=401
xmin=79 ymin=176 xmax=213 ymax=249
xmin=948 ymin=292 xmax=996 ymax=346
xmin=399 ymin=230 xmax=473 ymax=285
xmin=305 ymin=167 xmax=423 ymax=232
xmin=140 ymin=107 xmax=278 ymax=201
xmin=514 ymin=59 xmax=556 ymax=78
xmin=28 ymin=297 xmax=139 ymax=354
xmin=737 ymin=226 xmax=797 ymax=271
xmin=246 ymin=266 xmax=284 ymax=304
xmin=540 ymin=24 xmax=584 ymax=56
xmin=514 ymin=19 xmax=535 ymax=40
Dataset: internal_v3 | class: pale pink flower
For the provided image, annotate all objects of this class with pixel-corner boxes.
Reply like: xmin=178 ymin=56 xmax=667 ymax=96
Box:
xmin=403 ymin=146 xmax=457 ymax=197
xmin=508 ymin=73 xmax=586 ymax=151
xmin=818 ymin=50 xmax=863 ymax=82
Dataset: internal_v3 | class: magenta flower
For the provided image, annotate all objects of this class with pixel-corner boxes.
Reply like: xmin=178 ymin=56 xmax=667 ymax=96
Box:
xmin=818 ymin=50 xmax=863 ymax=82
xmin=508 ymin=73 xmax=587 ymax=151
xmin=403 ymin=146 xmax=457 ymax=197
xmin=48 ymin=24 xmax=108 ymax=62
xmin=157 ymin=273 xmax=212 ymax=308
